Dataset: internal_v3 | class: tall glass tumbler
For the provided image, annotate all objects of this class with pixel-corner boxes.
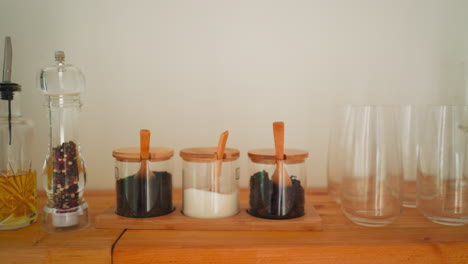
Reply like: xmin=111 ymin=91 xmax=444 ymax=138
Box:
xmin=341 ymin=106 xmax=403 ymax=227
xmin=400 ymin=105 xmax=419 ymax=208
xmin=327 ymin=105 xmax=352 ymax=204
xmin=417 ymin=105 xmax=468 ymax=226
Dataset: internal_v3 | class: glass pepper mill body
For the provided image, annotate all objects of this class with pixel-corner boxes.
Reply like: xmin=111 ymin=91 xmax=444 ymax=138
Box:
xmin=39 ymin=51 xmax=89 ymax=232
xmin=0 ymin=37 xmax=37 ymax=230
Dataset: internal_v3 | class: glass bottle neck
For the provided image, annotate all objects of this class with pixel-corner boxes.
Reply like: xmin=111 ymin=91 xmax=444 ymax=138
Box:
xmin=0 ymin=92 xmax=21 ymax=118
xmin=47 ymin=94 xmax=82 ymax=147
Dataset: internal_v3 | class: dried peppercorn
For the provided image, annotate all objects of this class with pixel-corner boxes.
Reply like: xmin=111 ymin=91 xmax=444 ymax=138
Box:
xmin=248 ymin=170 xmax=305 ymax=219
xmin=51 ymin=141 xmax=81 ymax=210
xmin=115 ymin=171 xmax=173 ymax=218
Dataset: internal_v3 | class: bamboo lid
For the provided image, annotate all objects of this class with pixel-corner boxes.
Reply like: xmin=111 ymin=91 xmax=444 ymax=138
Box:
xmin=247 ymin=148 xmax=309 ymax=165
xmin=112 ymin=147 xmax=174 ymax=162
xmin=180 ymin=147 xmax=240 ymax=162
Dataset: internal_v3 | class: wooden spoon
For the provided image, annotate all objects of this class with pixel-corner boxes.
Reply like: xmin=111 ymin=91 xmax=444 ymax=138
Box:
xmin=212 ymin=131 xmax=229 ymax=193
xmin=136 ymin=129 xmax=155 ymax=213
xmin=271 ymin=121 xmax=292 ymax=216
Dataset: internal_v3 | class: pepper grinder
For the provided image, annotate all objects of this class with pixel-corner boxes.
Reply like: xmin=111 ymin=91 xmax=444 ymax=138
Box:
xmin=38 ymin=51 xmax=89 ymax=232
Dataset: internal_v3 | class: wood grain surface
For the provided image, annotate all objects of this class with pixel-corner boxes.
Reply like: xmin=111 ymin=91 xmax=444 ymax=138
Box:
xmin=114 ymin=189 xmax=468 ymax=264
xmin=95 ymin=201 xmax=322 ymax=231
xmin=2 ymin=189 xmax=468 ymax=264
xmin=179 ymin=147 xmax=240 ymax=162
xmin=0 ymin=190 xmax=123 ymax=264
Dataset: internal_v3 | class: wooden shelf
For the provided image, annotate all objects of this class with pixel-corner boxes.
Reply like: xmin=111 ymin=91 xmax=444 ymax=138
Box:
xmin=1 ymin=189 xmax=467 ymax=264
xmin=96 ymin=201 xmax=322 ymax=231
xmin=0 ymin=191 xmax=121 ymax=264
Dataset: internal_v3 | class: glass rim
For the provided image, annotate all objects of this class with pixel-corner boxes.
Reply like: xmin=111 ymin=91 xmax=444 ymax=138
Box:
xmin=333 ymin=104 xmax=468 ymax=107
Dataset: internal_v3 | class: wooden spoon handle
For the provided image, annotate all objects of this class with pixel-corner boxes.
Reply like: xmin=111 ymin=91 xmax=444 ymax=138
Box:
xmin=140 ymin=129 xmax=151 ymax=160
xmin=216 ymin=131 xmax=229 ymax=160
xmin=273 ymin=121 xmax=285 ymax=160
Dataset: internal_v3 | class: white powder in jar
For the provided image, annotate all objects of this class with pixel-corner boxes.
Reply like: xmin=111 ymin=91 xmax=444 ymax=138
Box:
xmin=183 ymin=188 xmax=239 ymax=219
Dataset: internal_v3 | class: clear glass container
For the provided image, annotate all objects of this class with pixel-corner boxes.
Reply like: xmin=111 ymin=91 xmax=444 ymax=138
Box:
xmin=327 ymin=105 xmax=351 ymax=204
xmin=400 ymin=105 xmax=420 ymax=208
xmin=0 ymin=37 xmax=37 ymax=230
xmin=417 ymin=105 xmax=468 ymax=226
xmin=180 ymin=147 xmax=240 ymax=219
xmin=247 ymin=149 xmax=308 ymax=219
xmin=113 ymin=147 xmax=174 ymax=218
xmin=38 ymin=51 xmax=89 ymax=232
xmin=340 ymin=106 xmax=403 ymax=227
xmin=0 ymin=86 xmax=37 ymax=230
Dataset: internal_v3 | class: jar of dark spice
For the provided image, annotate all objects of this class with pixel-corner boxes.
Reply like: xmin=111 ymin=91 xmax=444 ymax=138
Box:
xmin=113 ymin=146 xmax=174 ymax=218
xmin=247 ymin=148 xmax=309 ymax=219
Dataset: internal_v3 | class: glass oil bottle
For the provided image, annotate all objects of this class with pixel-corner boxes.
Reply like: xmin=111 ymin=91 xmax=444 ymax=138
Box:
xmin=0 ymin=37 xmax=37 ymax=230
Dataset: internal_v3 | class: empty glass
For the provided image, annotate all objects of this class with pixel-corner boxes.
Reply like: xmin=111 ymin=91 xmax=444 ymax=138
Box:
xmin=341 ymin=105 xmax=403 ymax=227
xmin=417 ymin=105 xmax=468 ymax=226
xmin=327 ymin=105 xmax=352 ymax=204
xmin=400 ymin=105 xmax=419 ymax=208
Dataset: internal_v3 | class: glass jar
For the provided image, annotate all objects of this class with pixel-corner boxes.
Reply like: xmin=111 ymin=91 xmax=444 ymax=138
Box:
xmin=0 ymin=88 xmax=36 ymax=230
xmin=113 ymin=147 xmax=174 ymax=218
xmin=247 ymin=148 xmax=308 ymax=219
xmin=0 ymin=39 xmax=37 ymax=230
xmin=180 ymin=147 xmax=240 ymax=219
xmin=38 ymin=51 xmax=88 ymax=232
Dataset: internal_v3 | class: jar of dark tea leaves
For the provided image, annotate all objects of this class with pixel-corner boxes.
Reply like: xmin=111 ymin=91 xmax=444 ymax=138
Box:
xmin=112 ymin=147 xmax=174 ymax=218
xmin=247 ymin=149 xmax=308 ymax=220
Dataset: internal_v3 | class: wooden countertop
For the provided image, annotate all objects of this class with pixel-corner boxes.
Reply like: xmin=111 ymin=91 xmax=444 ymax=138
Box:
xmin=1 ymin=189 xmax=467 ymax=264
xmin=0 ymin=190 xmax=121 ymax=264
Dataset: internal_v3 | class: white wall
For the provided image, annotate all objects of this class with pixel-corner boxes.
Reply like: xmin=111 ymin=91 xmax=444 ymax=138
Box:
xmin=1 ymin=0 xmax=467 ymax=190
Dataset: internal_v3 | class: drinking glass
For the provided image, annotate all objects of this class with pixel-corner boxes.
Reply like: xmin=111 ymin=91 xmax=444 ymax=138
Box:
xmin=327 ymin=105 xmax=352 ymax=204
xmin=341 ymin=105 xmax=403 ymax=227
xmin=400 ymin=105 xmax=419 ymax=208
xmin=417 ymin=105 xmax=468 ymax=226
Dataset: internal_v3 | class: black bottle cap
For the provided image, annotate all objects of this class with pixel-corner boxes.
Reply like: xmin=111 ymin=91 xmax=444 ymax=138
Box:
xmin=0 ymin=82 xmax=21 ymax=100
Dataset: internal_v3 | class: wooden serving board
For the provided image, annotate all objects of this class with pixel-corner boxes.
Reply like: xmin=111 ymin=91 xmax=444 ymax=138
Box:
xmin=95 ymin=200 xmax=322 ymax=231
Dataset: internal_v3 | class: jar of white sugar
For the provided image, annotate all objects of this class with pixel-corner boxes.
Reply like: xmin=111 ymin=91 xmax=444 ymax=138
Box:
xmin=180 ymin=147 xmax=240 ymax=219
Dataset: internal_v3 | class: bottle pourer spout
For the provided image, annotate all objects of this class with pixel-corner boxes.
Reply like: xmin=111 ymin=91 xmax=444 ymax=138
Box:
xmin=2 ymin=36 xmax=12 ymax=83
xmin=1 ymin=36 xmax=21 ymax=100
